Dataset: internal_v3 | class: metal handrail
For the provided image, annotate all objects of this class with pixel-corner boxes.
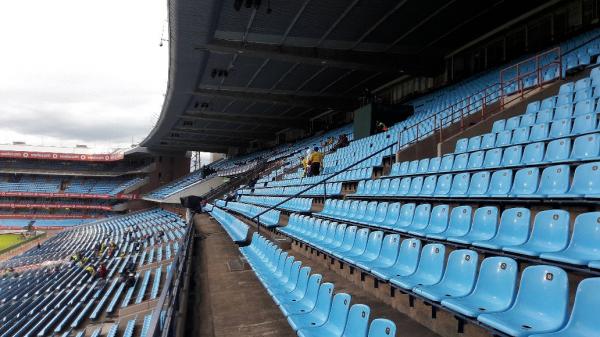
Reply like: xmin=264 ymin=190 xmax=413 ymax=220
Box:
xmin=249 ymin=141 xmax=397 ymax=233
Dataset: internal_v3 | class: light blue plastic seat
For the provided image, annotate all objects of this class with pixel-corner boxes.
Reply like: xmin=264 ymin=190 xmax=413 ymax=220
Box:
xmin=481 ymin=133 xmax=496 ymax=149
xmin=574 ymin=99 xmax=594 ymax=116
xmin=386 ymin=178 xmax=400 ymax=196
xmin=356 ymin=234 xmax=400 ymax=272
xmin=530 ymin=123 xmax=549 ymax=141
xmin=540 ymin=96 xmax=556 ymax=110
xmin=544 ymin=139 xmax=571 ymax=162
xmin=427 ymin=206 xmax=472 ymax=240
xmin=510 ymin=167 xmax=540 ymax=197
xmin=492 ymin=119 xmax=506 ymax=133
xmin=328 ymin=227 xmax=358 ymax=257
xmin=396 ymin=177 xmax=411 ymax=195
xmin=441 ymin=257 xmax=518 ymax=317
xmin=439 ymin=154 xmax=455 ymax=172
xmin=402 ymin=204 xmax=430 ymax=234
xmin=394 ymin=203 xmax=416 ymax=230
xmin=483 ymin=148 xmax=502 ymax=168
xmin=528 ymin=278 xmax=600 ymax=337
xmin=549 ymin=119 xmax=572 ymax=139
xmin=390 ymin=243 xmax=445 ymax=290
xmin=455 ymin=138 xmax=468 ymax=153
xmin=367 ymin=319 xmax=396 ymax=337
xmin=477 ymin=265 xmax=569 ymax=337
xmin=335 ymin=228 xmax=369 ymax=260
xmin=533 ymin=165 xmax=570 ymax=197
xmin=340 ymin=304 xmax=370 ymax=337
xmin=281 ymin=273 xmax=322 ymax=317
xmin=287 ymin=282 xmax=334 ymax=330
xmin=512 ymin=126 xmax=530 ymax=144
xmin=345 ymin=231 xmax=384 ymax=265
xmin=487 ymin=169 xmax=513 ymax=196
xmin=433 ymin=174 xmax=452 ymax=196
xmin=506 ymin=116 xmax=521 ymax=130
xmin=397 ymin=161 xmax=409 ymax=176
xmin=570 ymin=133 xmax=600 ymax=159
xmin=377 ymin=179 xmax=390 ymax=196
xmin=571 ymin=113 xmax=597 ymax=135
xmin=473 ymin=208 xmax=531 ymax=250
xmin=536 ymin=109 xmax=553 ymax=123
xmin=414 ymin=249 xmax=478 ymax=302
xmin=419 ymin=175 xmax=437 ymax=196
xmin=408 ymin=160 xmax=419 ymax=174
xmin=521 ymin=142 xmax=545 ymax=164
xmin=541 ymin=212 xmax=600 ymax=265
xmin=372 ymin=202 xmax=388 ymax=225
xmin=467 ymin=151 xmax=484 ymax=169
xmin=520 ymin=113 xmax=536 ymax=127
xmin=452 ymin=154 xmax=468 ymax=171
xmin=559 ymin=82 xmax=574 ymax=94
xmin=371 ymin=238 xmax=420 ymax=281
xmin=564 ymin=162 xmax=600 ymax=197
xmin=412 ymin=205 xmax=449 ymax=237
xmin=503 ymin=210 xmax=569 ymax=257
xmin=467 ymin=171 xmax=490 ymax=196
xmin=273 ymin=266 xmax=312 ymax=305
xmin=556 ymin=93 xmax=573 ymax=106
xmin=467 ymin=136 xmax=482 ymax=152
xmin=574 ymin=88 xmax=593 ymax=103
xmin=297 ymin=293 xmax=350 ymax=337
xmin=380 ymin=203 xmax=400 ymax=229
xmin=428 ymin=157 xmax=441 ymax=172
xmin=417 ymin=159 xmax=430 ymax=173
xmin=526 ymin=101 xmax=540 ymax=114
xmin=368 ymin=180 xmax=381 ymax=196
xmin=553 ymin=105 xmax=572 ymax=120
xmin=406 ymin=176 xmax=424 ymax=196
xmin=448 ymin=173 xmax=470 ymax=196
xmin=448 ymin=206 xmax=498 ymax=245
xmin=501 ymin=145 xmax=522 ymax=166
xmin=495 ymin=130 xmax=512 ymax=147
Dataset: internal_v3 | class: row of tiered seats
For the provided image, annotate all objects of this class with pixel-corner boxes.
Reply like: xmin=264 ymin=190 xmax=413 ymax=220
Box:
xmin=208 ymin=205 xmax=249 ymax=243
xmin=218 ymin=200 xmax=281 ymax=228
xmin=0 ymin=174 xmax=142 ymax=196
xmin=240 ymin=232 xmax=397 ymax=337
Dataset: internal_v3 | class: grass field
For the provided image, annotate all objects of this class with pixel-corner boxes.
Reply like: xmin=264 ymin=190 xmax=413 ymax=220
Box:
xmin=0 ymin=234 xmax=26 ymax=252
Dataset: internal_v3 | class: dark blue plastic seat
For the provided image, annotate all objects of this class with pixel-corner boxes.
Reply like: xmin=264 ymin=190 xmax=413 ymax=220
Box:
xmin=441 ymin=257 xmax=518 ymax=317
xmin=503 ymin=210 xmax=569 ymax=257
xmin=389 ymin=244 xmax=445 ymax=290
xmin=473 ymin=208 xmax=531 ymax=250
xmin=477 ymin=265 xmax=569 ymax=337
xmin=448 ymin=206 xmax=498 ymax=245
xmin=541 ymin=212 xmax=600 ymax=265
xmin=528 ymin=277 xmax=600 ymax=337
xmin=414 ymin=249 xmax=478 ymax=302
xmin=427 ymin=206 xmax=472 ymax=241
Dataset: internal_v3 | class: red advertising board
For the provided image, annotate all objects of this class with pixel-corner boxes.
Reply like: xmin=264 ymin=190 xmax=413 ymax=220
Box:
xmin=0 ymin=150 xmax=124 ymax=162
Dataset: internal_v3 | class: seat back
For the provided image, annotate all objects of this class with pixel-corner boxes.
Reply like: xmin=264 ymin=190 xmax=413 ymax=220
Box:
xmin=536 ymin=165 xmax=570 ymax=195
xmin=411 ymin=204 xmax=431 ymax=228
xmin=467 ymin=151 xmax=484 ymax=169
xmin=488 ymin=169 xmax=513 ymax=195
xmin=569 ymin=162 xmax=600 ymax=194
xmin=495 ymin=208 xmax=531 ymax=244
xmin=571 ymin=133 xmax=600 ymax=159
xmin=467 ymin=171 xmax=490 ymax=196
xmin=363 ymin=231 xmax=384 ymax=257
xmin=467 ymin=136 xmax=482 ymax=151
xmin=522 ymin=142 xmax=544 ymax=164
xmin=408 ymin=160 xmax=419 ymax=174
xmin=387 ymin=178 xmax=400 ymax=195
xmin=447 ymin=206 xmax=472 ymax=235
xmin=367 ymin=319 xmax=397 ymax=337
xmin=560 ymin=278 xmax=600 ymax=333
xmin=395 ymin=203 xmax=416 ymax=228
xmin=408 ymin=176 xmax=424 ymax=195
xmin=378 ymin=234 xmax=401 ymax=265
xmin=441 ymin=249 xmax=479 ymax=293
xmin=415 ymin=244 xmax=446 ymax=280
xmin=455 ymin=138 xmax=468 ymax=153
xmin=434 ymin=174 xmax=453 ymax=195
xmin=440 ymin=155 xmax=454 ymax=172
xmin=303 ymin=274 xmax=323 ymax=307
xmin=511 ymin=167 xmax=540 ymax=195
xmin=471 ymin=206 xmax=499 ymax=237
xmin=325 ymin=293 xmax=352 ymax=336
xmin=398 ymin=178 xmax=411 ymax=195
xmin=342 ymin=304 xmax=371 ymax=337
xmin=428 ymin=205 xmax=449 ymax=232
xmin=481 ymin=133 xmax=496 ymax=149
xmin=418 ymin=158 xmax=430 ymax=173
xmin=428 ymin=157 xmax=441 ymax=172
xmin=529 ymin=123 xmax=549 ymax=141
xmin=421 ymin=175 xmax=437 ymax=195
xmin=349 ymin=229 xmax=370 ymax=255
xmin=512 ymin=126 xmax=530 ymax=144
xmin=313 ymin=283 xmax=335 ymax=317
xmin=529 ymin=210 xmax=570 ymax=250
xmin=544 ymin=138 xmax=571 ymax=162
xmin=373 ymin=202 xmax=388 ymax=224
xmin=470 ymin=257 xmax=518 ymax=310
xmin=452 ymin=154 xmax=468 ymax=171
xmin=449 ymin=173 xmax=470 ymax=196
xmin=549 ymin=119 xmax=572 ymax=138
xmin=483 ymin=148 xmax=502 ymax=168
xmin=382 ymin=203 xmax=400 ymax=226
xmin=394 ymin=239 xmax=421 ymax=273
xmin=512 ymin=265 xmax=569 ymax=327
xmin=339 ymin=227 xmax=358 ymax=250
xmin=501 ymin=145 xmax=523 ymax=166
xmin=566 ymin=212 xmax=600 ymax=252
xmin=571 ymin=113 xmax=597 ymax=134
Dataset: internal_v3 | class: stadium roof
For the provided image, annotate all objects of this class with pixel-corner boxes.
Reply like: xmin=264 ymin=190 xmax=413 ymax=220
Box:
xmin=142 ymin=0 xmax=553 ymax=153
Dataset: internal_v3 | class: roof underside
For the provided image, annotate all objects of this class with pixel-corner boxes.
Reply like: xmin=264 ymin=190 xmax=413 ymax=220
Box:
xmin=143 ymin=0 xmax=550 ymax=153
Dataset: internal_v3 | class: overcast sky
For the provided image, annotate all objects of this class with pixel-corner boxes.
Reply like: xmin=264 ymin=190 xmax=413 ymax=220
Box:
xmin=0 ymin=0 xmax=168 ymax=150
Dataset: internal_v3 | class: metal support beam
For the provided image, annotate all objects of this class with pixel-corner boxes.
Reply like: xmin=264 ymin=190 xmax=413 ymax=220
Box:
xmin=161 ymin=138 xmax=244 ymax=148
xmin=172 ymin=128 xmax=274 ymax=140
xmin=182 ymin=112 xmax=303 ymax=128
xmin=186 ymin=110 xmax=305 ymax=122
xmin=202 ymin=39 xmax=406 ymax=73
xmin=192 ymin=86 xmax=355 ymax=110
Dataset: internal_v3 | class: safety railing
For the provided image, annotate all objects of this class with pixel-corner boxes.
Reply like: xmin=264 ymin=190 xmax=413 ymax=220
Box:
xmin=398 ymin=47 xmax=563 ymax=150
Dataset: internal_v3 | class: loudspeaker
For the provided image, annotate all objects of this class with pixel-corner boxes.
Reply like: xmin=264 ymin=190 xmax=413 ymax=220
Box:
xmin=180 ymin=196 xmax=204 ymax=210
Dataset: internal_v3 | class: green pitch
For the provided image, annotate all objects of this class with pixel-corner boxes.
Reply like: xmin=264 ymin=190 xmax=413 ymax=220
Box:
xmin=0 ymin=234 xmax=25 ymax=252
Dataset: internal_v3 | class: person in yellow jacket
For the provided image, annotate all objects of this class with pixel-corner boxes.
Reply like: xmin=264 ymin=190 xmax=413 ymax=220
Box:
xmin=307 ymin=147 xmax=324 ymax=176
xmin=300 ymin=156 xmax=308 ymax=177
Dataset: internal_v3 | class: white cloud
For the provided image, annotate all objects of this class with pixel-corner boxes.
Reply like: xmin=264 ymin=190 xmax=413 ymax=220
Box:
xmin=0 ymin=0 xmax=168 ymax=149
